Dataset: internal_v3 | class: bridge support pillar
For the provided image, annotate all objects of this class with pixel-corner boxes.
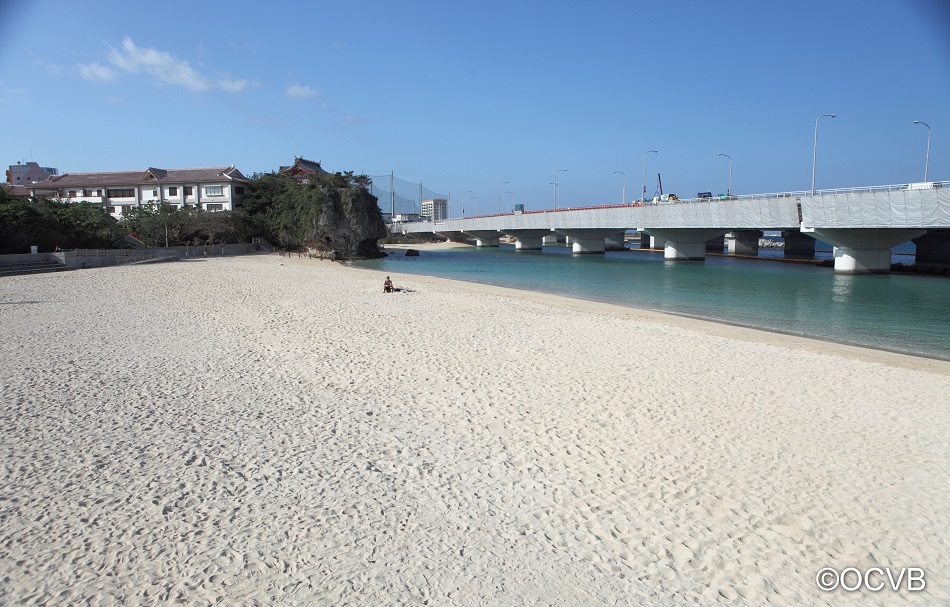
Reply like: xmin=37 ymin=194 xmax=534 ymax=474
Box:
xmin=639 ymin=233 xmax=665 ymax=249
xmin=433 ymin=231 xmax=470 ymax=245
xmin=501 ymin=229 xmax=551 ymax=251
xmin=913 ymin=229 xmax=950 ymax=264
xmin=802 ymin=228 xmax=925 ymax=273
xmin=464 ymin=230 xmax=501 ymax=248
xmin=705 ymin=235 xmax=725 ymax=252
xmin=645 ymin=228 xmax=729 ymax=261
xmin=726 ymin=230 xmax=763 ymax=256
xmin=555 ymin=229 xmax=625 ymax=254
xmin=781 ymin=230 xmax=816 ymax=256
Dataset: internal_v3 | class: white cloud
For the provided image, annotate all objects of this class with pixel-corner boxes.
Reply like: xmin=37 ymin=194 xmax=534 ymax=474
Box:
xmin=78 ymin=63 xmax=117 ymax=82
xmin=76 ymin=37 xmax=250 ymax=94
xmin=108 ymin=37 xmax=210 ymax=91
xmin=0 ymin=85 xmax=28 ymax=110
xmin=33 ymin=58 xmax=66 ymax=76
xmin=286 ymin=84 xmax=319 ymax=100
xmin=219 ymin=78 xmax=251 ymax=93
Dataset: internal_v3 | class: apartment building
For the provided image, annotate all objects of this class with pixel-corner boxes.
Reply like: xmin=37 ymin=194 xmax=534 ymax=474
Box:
xmin=28 ymin=166 xmax=249 ymax=218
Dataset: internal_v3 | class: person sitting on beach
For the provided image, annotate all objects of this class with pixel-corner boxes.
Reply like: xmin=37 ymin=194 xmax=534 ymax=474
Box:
xmin=384 ymin=277 xmax=394 ymax=293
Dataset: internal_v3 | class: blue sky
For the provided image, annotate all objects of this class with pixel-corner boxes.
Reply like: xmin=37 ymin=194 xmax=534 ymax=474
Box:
xmin=2 ymin=0 xmax=948 ymax=214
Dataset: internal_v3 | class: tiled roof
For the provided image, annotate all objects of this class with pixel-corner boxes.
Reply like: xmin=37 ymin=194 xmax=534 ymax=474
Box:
xmin=30 ymin=166 xmax=249 ymax=189
xmin=279 ymin=157 xmax=329 ymax=176
xmin=0 ymin=183 xmax=31 ymax=197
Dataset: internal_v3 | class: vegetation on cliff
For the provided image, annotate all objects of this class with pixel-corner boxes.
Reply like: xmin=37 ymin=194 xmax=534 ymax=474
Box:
xmin=242 ymin=171 xmax=387 ymax=258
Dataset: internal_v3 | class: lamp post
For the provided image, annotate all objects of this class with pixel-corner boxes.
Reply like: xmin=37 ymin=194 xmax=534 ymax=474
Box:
xmin=613 ymin=171 xmax=626 ymax=204
xmin=812 ymin=113 xmax=836 ymax=195
xmin=498 ymin=181 xmax=509 ymax=214
xmin=914 ymin=120 xmax=931 ymax=182
xmin=505 ymin=190 xmax=514 ymax=213
xmin=642 ymin=150 xmax=658 ymax=202
xmin=717 ymin=153 xmax=733 ymax=197
xmin=554 ymin=169 xmax=567 ymax=209
xmin=470 ymin=195 xmax=478 ymax=217
xmin=462 ymin=190 xmax=471 ymax=218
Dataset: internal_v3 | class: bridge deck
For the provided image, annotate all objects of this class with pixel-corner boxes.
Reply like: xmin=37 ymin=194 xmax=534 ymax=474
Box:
xmin=397 ymin=182 xmax=950 ymax=234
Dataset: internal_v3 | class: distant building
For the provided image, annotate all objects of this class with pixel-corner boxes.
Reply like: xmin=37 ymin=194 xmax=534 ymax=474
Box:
xmin=28 ymin=166 xmax=249 ymax=218
xmin=6 ymin=161 xmax=58 ymax=185
xmin=420 ymin=198 xmax=448 ymax=222
xmin=392 ymin=213 xmax=422 ymax=223
xmin=279 ymin=157 xmax=330 ymax=184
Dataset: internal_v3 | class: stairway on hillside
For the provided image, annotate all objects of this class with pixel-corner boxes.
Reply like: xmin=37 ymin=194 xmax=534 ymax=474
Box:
xmin=0 ymin=259 xmax=72 ymax=277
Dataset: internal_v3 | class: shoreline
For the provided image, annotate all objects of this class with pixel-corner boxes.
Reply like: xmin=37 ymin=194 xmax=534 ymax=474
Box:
xmin=375 ymin=244 xmax=950 ymax=373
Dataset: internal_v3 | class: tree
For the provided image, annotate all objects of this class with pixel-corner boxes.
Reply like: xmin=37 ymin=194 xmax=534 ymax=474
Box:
xmin=0 ymin=190 xmax=124 ymax=253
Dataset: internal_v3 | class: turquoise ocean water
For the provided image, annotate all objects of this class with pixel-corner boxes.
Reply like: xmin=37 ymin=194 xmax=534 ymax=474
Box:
xmin=355 ymin=242 xmax=950 ymax=360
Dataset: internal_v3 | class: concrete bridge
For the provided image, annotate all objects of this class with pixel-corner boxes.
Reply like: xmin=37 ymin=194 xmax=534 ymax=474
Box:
xmin=397 ymin=182 xmax=950 ymax=274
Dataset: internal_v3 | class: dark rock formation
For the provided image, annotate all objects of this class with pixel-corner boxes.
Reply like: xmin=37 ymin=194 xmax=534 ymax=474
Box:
xmin=891 ymin=262 xmax=950 ymax=276
xmin=304 ymin=187 xmax=387 ymax=259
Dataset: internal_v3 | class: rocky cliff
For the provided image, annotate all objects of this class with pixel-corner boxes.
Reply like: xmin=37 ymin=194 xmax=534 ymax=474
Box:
xmin=243 ymin=172 xmax=388 ymax=259
xmin=305 ymin=187 xmax=387 ymax=259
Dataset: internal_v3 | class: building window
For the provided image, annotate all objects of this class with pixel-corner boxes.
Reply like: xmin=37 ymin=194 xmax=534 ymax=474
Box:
xmin=206 ymin=203 xmax=224 ymax=211
xmin=205 ymin=185 xmax=223 ymax=196
xmin=184 ymin=186 xmax=193 ymax=196
xmin=121 ymin=205 xmax=133 ymax=214
xmin=67 ymin=190 xmax=77 ymax=198
xmin=151 ymin=189 xmax=158 ymax=197
xmin=95 ymin=189 xmax=102 ymax=196
xmin=107 ymin=188 xmax=135 ymax=198
xmin=107 ymin=206 xmax=116 ymax=213
xmin=168 ymin=186 xmax=178 ymax=197
xmin=235 ymin=186 xmax=245 ymax=195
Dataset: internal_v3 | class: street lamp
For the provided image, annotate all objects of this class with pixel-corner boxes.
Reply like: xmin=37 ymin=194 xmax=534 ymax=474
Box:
xmin=717 ymin=153 xmax=733 ymax=197
xmin=470 ymin=195 xmax=478 ymax=217
xmin=462 ymin=190 xmax=471 ymax=218
xmin=613 ymin=171 xmax=626 ymax=204
xmin=498 ymin=181 xmax=509 ymax=214
xmin=554 ymin=169 xmax=567 ymax=209
xmin=642 ymin=150 xmax=658 ymax=202
xmin=505 ymin=190 xmax=515 ymax=213
xmin=812 ymin=113 xmax=836 ymax=195
xmin=914 ymin=120 xmax=931 ymax=182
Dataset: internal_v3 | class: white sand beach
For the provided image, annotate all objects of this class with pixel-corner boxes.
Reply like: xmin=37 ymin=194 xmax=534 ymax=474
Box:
xmin=1 ymin=252 xmax=948 ymax=606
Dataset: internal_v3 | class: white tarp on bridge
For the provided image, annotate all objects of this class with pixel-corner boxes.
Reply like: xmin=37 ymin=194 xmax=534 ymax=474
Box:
xmin=800 ymin=188 xmax=950 ymax=228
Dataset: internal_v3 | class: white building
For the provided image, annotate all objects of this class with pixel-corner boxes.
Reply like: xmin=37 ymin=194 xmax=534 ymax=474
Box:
xmin=28 ymin=166 xmax=249 ymax=218
xmin=420 ymin=198 xmax=448 ymax=222
xmin=6 ymin=161 xmax=58 ymax=185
